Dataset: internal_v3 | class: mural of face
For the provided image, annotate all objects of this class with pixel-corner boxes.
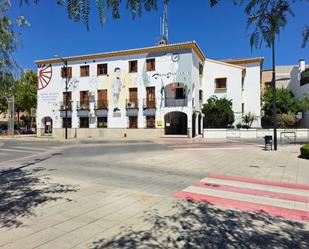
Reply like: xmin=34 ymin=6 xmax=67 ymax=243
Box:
xmin=112 ymin=67 xmax=122 ymax=111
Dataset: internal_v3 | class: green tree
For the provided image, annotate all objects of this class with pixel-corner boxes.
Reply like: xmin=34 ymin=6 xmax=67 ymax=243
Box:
xmin=262 ymin=87 xmax=301 ymax=116
xmin=0 ymin=73 xmax=15 ymax=113
xmin=14 ymin=70 xmax=37 ymax=121
xmin=202 ymin=96 xmax=235 ymax=128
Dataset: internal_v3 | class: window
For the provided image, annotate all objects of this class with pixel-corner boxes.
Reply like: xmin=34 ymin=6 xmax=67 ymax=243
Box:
xmin=129 ymin=60 xmax=138 ymax=73
xmin=97 ymin=63 xmax=108 ymax=75
xmin=97 ymin=117 xmax=108 ymax=128
xmin=61 ymin=67 xmax=72 ymax=78
xmin=62 ymin=92 xmax=72 ymax=111
xmin=146 ymin=116 xmax=155 ymax=128
xmin=199 ymin=90 xmax=203 ymax=101
xmin=80 ymin=65 xmax=89 ymax=77
xmin=80 ymin=117 xmax=89 ymax=128
xmin=175 ymin=88 xmax=185 ymax=99
xmin=146 ymin=87 xmax=156 ymax=108
xmin=242 ymin=103 xmax=244 ymax=115
xmin=129 ymin=116 xmax=138 ymax=128
xmin=199 ymin=63 xmax=204 ymax=76
xmin=79 ymin=91 xmax=89 ymax=110
xmin=97 ymin=89 xmax=108 ymax=109
xmin=215 ymin=78 xmax=227 ymax=90
xmin=241 ymin=77 xmax=245 ymax=90
xmin=62 ymin=118 xmax=72 ymax=128
xmin=146 ymin=58 xmax=155 ymax=71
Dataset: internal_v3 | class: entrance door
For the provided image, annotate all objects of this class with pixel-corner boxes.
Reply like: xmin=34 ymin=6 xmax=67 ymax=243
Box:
xmin=198 ymin=114 xmax=202 ymax=135
xmin=164 ymin=112 xmax=188 ymax=135
xmin=43 ymin=117 xmax=52 ymax=135
xmin=146 ymin=87 xmax=155 ymax=108
xmin=192 ymin=113 xmax=196 ymax=137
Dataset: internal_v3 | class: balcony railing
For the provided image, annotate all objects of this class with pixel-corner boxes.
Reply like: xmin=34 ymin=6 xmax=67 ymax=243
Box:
xmin=143 ymin=98 xmax=156 ymax=109
xmin=126 ymin=99 xmax=139 ymax=109
xmin=76 ymin=100 xmax=90 ymax=111
xmin=164 ymin=97 xmax=187 ymax=107
xmin=95 ymin=100 xmax=108 ymax=110
xmin=59 ymin=101 xmax=73 ymax=111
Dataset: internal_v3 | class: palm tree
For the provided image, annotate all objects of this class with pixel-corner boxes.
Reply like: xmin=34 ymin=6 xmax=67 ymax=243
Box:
xmin=244 ymin=0 xmax=294 ymax=150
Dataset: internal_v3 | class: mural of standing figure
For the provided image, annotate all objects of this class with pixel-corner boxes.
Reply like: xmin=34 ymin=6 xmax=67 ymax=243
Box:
xmin=112 ymin=67 xmax=122 ymax=112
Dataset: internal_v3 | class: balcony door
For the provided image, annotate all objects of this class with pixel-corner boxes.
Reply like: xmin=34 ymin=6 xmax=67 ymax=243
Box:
xmin=97 ymin=89 xmax=108 ymax=108
xmin=146 ymin=87 xmax=155 ymax=108
xmin=63 ymin=92 xmax=72 ymax=111
xmin=80 ymin=91 xmax=89 ymax=109
xmin=129 ymin=88 xmax=138 ymax=108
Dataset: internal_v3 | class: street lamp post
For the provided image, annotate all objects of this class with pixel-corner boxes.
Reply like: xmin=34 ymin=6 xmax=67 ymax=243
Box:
xmin=271 ymin=36 xmax=277 ymax=151
xmin=54 ymin=55 xmax=68 ymax=140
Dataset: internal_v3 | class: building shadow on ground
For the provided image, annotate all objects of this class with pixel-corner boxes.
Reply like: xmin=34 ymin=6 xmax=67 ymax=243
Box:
xmin=0 ymin=167 xmax=79 ymax=228
xmin=92 ymin=201 xmax=309 ymax=249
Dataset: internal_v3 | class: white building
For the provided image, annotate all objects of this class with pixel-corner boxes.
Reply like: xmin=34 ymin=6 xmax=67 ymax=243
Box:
xmin=35 ymin=41 xmax=263 ymax=139
xmin=262 ymin=59 xmax=309 ymax=127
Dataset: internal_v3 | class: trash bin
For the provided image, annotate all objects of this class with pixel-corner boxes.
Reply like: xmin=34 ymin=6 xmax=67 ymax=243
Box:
xmin=264 ymin=135 xmax=273 ymax=150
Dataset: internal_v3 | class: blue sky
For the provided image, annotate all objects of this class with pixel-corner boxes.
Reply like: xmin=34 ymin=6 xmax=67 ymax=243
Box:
xmin=9 ymin=0 xmax=309 ymax=70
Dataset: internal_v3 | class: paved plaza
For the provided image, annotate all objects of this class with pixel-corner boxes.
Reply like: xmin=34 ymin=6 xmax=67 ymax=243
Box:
xmin=0 ymin=138 xmax=309 ymax=248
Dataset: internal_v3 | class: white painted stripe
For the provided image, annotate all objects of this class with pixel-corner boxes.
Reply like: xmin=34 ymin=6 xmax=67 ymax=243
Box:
xmin=184 ymin=186 xmax=307 ymax=211
xmin=174 ymin=147 xmax=243 ymax=151
xmin=200 ymin=178 xmax=309 ymax=197
xmin=0 ymin=148 xmax=34 ymax=153
xmin=8 ymin=146 xmax=48 ymax=151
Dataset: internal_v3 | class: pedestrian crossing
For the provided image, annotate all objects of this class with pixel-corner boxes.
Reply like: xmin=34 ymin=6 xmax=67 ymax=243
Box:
xmin=175 ymin=174 xmax=309 ymax=222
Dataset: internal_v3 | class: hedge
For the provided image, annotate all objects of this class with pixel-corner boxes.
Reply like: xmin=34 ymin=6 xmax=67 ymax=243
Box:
xmin=300 ymin=144 xmax=309 ymax=159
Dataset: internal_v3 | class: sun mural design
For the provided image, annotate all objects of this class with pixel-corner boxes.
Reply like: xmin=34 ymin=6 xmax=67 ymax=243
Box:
xmin=38 ymin=64 xmax=52 ymax=90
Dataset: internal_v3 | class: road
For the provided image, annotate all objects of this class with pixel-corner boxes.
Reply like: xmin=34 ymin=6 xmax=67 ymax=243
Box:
xmin=0 ymin=138 xmax=308 ymax=249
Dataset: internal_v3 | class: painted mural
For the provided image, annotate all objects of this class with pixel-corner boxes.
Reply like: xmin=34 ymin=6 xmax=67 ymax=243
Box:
xmin=38 ymin=64 xmax=52 ymax=90
xmin=99 ymin=67 xmax=135 ymax=112
xmin=96 ymin=51 xmax=193 ymax=115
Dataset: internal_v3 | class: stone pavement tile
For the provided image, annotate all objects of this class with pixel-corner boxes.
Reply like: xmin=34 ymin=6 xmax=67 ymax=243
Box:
xmin=0 ymin=213 xmax=72 ymax=247
xmin=3 ymin=227 xmax=64 ymax=249
xmin=25 ymin=213 xmax=72 ymax=230
xmin=34 ymin=233 xmax=82 ymax=249
xmin=66 ymin=222 xmax=106 ymax=242
xmin=0 ymin=226 xmax=35 ymax=247
xmin=52 ymin=214 xmax=100 ymax=233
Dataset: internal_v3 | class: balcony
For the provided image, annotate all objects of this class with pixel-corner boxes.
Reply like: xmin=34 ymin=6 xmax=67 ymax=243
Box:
xmin=95 ymin=100 xmax=108 ymax=117
xmin=59 ymin=101 xmax=73 ymax=111
xmin=164 ymin=97 xmax=187 ymax=107
xmin=126 ymin=99 xmax=139 ymax=109
xmin=76 ymin=100 xmax=90 ymax=111
xmin=59 ymin=101 xmax=73 ymax=118
xmin=94 ymin=100 xmax=108 ymax=110
xmin=143 ymin=98 xmax=156 ymax=109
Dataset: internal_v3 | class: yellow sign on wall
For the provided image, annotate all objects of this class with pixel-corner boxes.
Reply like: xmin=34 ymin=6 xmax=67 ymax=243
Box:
xmin=157 ymin=120 xmax=163 ymax=126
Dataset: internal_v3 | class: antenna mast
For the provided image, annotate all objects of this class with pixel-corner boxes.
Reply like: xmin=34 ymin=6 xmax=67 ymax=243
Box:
xmin=157 ymin=3 xmax=168 ymax=46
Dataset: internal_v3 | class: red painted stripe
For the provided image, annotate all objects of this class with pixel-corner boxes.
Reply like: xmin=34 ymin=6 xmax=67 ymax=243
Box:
xmin=174 ymin=191 xmax=309 ymax=222
xmin=194 ymin=181 xmax=309 ymax=203
xmin=208 ymin=174 xmax=309 ymax=190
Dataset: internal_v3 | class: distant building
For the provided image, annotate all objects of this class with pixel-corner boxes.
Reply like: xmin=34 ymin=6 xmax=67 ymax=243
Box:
xmin=35 ymin=41 xmax=263 ymax=138
xmin=262 ymin=59 xmax=309 ymax=127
